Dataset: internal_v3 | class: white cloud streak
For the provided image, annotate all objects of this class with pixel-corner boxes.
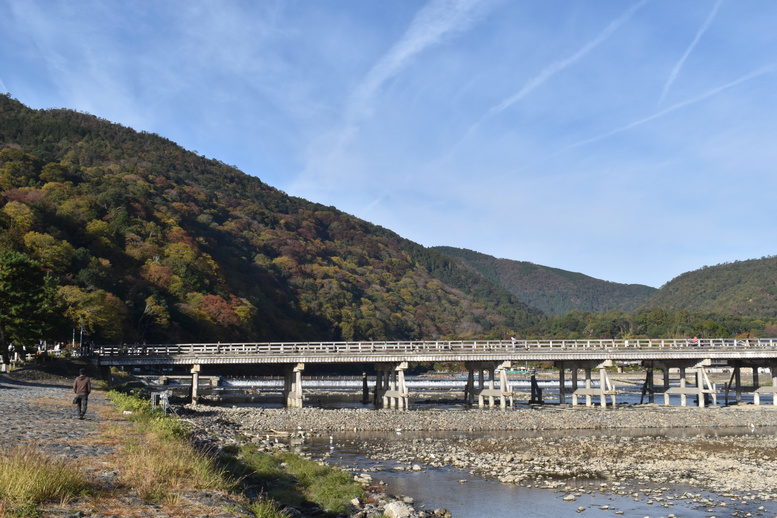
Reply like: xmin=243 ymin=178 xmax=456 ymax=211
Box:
xmin=465 ymin=0 xmax=649 ymax=138
xmin=303 ymin=0 xmax=496 ymax=176
xmin=348 ymin=0 xmax=493 ymax=123
xmin=564 ymin=64 xmax=775 ymax=152
xmin=657 ymin=0 xmax=723 ymax=106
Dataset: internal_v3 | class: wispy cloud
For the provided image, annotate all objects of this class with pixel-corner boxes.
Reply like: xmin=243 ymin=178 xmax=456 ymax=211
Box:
xmin=564 ymin=64 xmax=775 ymax=152
xmin=348 ymin=0 xmax=494 ymax=123
xmin=657 ymin=0 xmax=723 ymax=106
xmin=302 ymin=0 xmax=496 ymax=179
xmin=465 ymin=0 xmax=649 ymax=138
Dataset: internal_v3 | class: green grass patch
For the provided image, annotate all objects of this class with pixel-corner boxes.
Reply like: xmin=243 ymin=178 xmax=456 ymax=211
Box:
xmin=107 ymin=389 xmax=188 ymax=441
xmin=222 ymin=444 xmax=364 ymax=517
xmin=0 ymin=443 xmax=93 ymax=515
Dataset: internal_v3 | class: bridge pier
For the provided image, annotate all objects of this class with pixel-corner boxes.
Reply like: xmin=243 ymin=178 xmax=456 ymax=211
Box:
xmin=754 ymin=362 xmax=777 ymax=405
xmin=559 ymin=364 xmax=566 ymax=405
xmin=190 ymin=364 xmax=200 ymax=405
xmin=639 ymin=364 xmax=656 ymax=404
xmin=283 ymin=363 xmax=305 ymax=408
xmin=98 ymin=364 xmax=112 ymax=384
xmin=556 ymin=362 xmax=583 ymax=405
xmin=374 ymin=362 xmax=409 ymax=410
xmin=464 ymin=361 xmax=513 ymax=409
xmin=564 ymin=361 xmax=616 ymax=408
xmin=656 ymin=360 xmax=716 ymax=407
xmin=727 ymin=361 xmax=777 ymax=405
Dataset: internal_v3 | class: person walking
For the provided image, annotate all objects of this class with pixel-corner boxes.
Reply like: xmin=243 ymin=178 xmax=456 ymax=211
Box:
xmin=73 ymin=368 xmax=91 ymax=420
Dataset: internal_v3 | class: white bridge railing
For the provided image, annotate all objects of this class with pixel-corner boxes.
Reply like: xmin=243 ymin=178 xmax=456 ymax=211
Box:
xmin=96 ymin=338 xmax=777 ymax=357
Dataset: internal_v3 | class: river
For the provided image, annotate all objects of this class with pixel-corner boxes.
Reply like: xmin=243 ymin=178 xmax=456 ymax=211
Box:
xmin=173 ymin=373 xmax=777 ymax=517
xmin=300 ymin=428 xmax=777 ymax=518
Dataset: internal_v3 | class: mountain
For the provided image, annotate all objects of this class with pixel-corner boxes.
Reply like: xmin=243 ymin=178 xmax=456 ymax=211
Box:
xmin=432 ymin=247 xmax=656 ymax=316
xmin=642 ymin=256 xmax=777 ymax=318
xmin=0 ymin=95 xmax=543 ymax=345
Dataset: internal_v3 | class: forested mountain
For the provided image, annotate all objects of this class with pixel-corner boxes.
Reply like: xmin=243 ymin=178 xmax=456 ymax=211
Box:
xmin=642 ymin=257 xmax=777 ymax=318
xmin=433 ymin=247 xmax=656 ymax=316
xmin=0 ymin=95 xmax=542 ymax=345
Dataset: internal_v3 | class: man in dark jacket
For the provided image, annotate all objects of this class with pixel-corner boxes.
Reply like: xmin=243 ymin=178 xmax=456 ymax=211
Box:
xmin=73 ymin=368 xmax=91 ymax=419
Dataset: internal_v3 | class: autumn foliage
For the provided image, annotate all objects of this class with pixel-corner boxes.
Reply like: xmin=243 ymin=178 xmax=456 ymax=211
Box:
xmin=0 ymin=95 xmax=540 ymax=345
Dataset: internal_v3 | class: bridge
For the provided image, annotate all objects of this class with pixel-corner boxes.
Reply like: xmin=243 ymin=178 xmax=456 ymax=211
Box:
xmin=94 ymin=338 xmax=777 ymax=410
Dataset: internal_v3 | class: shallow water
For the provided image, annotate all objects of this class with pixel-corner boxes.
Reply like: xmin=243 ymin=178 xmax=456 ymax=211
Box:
xmin=299 ymin=430 xmax=777 ymax=518
xmin=175 ymin=373 xmax=777 ymax=515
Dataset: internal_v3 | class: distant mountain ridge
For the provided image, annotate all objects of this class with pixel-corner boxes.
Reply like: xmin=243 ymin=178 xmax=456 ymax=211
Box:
xmin=433 ymin=246 xmax=657 ymax=316
xmin=642 ymin=256 xmax=777 ymax=318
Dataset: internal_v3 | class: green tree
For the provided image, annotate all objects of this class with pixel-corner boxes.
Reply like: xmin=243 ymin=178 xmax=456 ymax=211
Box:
xmin=57 ymin=285 xmax=127 ymax=342
xmin=0 ymin=252 xmax=59 ymax=364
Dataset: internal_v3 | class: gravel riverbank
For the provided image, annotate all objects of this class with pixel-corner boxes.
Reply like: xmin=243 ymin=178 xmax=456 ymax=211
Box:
xmin=1 ymin=367 xmax=441 ymax=518
xmin=1 ymin=369 xmax=258 ymax=518
xmin=182 ymin=403 xmax=777 ymax=517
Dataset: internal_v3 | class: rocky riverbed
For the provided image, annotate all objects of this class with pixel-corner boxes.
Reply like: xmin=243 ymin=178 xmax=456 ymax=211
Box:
xmin=181 ymin=403 xmax=777 ymax=517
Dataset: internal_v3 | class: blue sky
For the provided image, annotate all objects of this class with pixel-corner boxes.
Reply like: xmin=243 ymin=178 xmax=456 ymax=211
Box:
xmin=2 ymin=0 xmax=776 ymax=288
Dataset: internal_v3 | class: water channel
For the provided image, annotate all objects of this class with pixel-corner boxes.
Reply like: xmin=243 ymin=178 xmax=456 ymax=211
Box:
xmin=300 ymin=427 xmax=777 ymax=518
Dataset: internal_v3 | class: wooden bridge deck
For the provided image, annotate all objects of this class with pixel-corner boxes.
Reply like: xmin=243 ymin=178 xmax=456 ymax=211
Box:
xmin=95 ymin=338 xmax=777 ymax=366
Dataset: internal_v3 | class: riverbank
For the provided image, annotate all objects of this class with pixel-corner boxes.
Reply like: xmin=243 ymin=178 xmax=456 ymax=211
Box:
xmin=0 ymin=368 xmax=265 ymax=517
xmin=182 ymin=402 xmax=777 ymax=434
xmin=181 ymin=403 xmax=777 ymax=516
xmin=1 ymin=365 xmax=440 ymax=518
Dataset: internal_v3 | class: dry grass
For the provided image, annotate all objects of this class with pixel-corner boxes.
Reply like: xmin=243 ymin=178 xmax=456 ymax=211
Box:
xmin=104 ymin=391 xmax=233 ymax=503
xmin=0 ymin=443 xmax=93 ymax=512
xmin=118 ymin=431 xmax=229 ymax=502
xmin=28 ymin=396 xmax=71 ymax=408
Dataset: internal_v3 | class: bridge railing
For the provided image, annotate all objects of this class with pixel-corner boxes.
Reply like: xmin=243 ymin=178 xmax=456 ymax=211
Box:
xmin=95 ymin=338 xmax=777 ymax=357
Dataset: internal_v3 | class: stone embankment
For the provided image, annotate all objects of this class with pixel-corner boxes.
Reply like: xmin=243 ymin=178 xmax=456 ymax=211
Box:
xmin=181 ymin=404 xmax=777 ymax=517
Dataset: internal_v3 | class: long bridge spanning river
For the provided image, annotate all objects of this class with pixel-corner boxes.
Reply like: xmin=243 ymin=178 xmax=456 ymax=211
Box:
xmin=95 ymin=338 xmax=777 ymax=409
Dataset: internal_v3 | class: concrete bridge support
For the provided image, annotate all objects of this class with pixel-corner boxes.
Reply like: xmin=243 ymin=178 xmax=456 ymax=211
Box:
xmin=464 ymin=361 xmax=513 ymax=409
xmin=563 ymin=361 xmax=616 ymax=408
xmin=374 ymin=362 xmax=409 ymax=410
xmin=754 ymin=362 xmax=777 ymax=405
xmin=283 ymin=363 xmax=305 ymax=408
xmin=657 ymin=360 xmax=716 ymax=407
xmin=98 ymin=364 xmax=112 ymax=384
xmin=555 ymin=362 xmax=583 ymax=405
xmin=727 ymin=361 xmax=777 ymax=405
xmin=190 ymin=364 xmax=200 ymax=405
